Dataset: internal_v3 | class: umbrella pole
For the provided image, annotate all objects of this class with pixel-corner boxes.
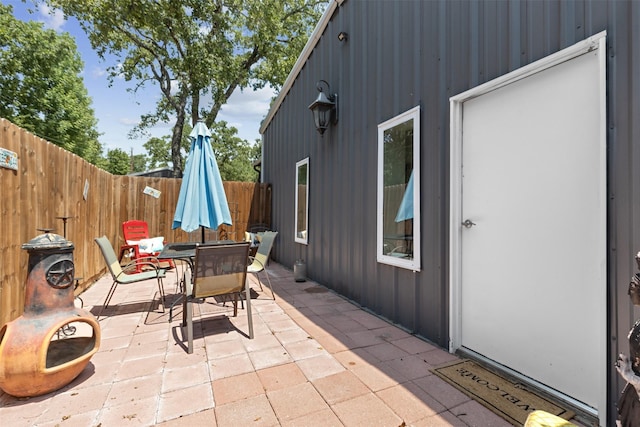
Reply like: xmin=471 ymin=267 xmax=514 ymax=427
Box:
xmin=201 ymin=226 xmax=205 ymax=243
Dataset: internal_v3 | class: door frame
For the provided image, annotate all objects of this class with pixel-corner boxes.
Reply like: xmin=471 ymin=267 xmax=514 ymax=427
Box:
xmin=449 ymin=31 xmax=607 ymax=423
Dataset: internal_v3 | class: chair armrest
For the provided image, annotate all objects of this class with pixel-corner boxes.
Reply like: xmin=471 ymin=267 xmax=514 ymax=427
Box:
xmin=119 ymin=256 xmax=162 ymax=274
xmin=247 ymin=256 xmax=265 ymax=270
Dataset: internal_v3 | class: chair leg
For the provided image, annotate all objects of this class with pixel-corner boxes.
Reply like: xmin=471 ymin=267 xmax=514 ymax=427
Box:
xmin=169 ymin=293 xmax=184 ymax=322
xmin=259 ymin=270 xmax=276 ymax=300
xmin=228 ymin=292 xmax=246 ymax=310
xmin=252 ymin=272 xmax=264 ymax=292
xmin=245 ymin=278 xmax=254 ymax=339
xmin=97 ymin=280 xmax=118 ymax=320
xmin=250 ymin=271 xmax=275 ymax=300
xmin=232 ymin=294 xmax=238 ymax=317
xmin=180 ymin=270 xmax=194 ymax=354
xmin=157 ymin=277 xmax=166 ymax=313
xmin=182 ymin=296 xmax=194 ymax=354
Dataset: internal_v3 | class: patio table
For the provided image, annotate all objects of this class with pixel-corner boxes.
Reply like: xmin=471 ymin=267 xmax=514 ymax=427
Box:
xmin=157 ymin=240 xmax=236 ymax=320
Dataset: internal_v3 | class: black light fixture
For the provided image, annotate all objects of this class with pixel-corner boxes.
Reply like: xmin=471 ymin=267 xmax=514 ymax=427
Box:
xmin=308 ymin=80 xmax=338 ymax=136
xmin=337 ymin=31 xmax=348 ymax=42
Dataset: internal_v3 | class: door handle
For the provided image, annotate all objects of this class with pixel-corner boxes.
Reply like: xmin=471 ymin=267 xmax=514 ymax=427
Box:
xmin=462 ymin=219 xmax=476 ymax=228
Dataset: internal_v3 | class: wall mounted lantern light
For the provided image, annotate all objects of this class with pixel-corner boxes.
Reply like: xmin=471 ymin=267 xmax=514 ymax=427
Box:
xmin=308 ymin=80 xmax=338 ymax=136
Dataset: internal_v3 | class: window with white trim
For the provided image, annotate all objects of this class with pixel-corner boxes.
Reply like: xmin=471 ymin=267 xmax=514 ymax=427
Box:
xmin=295 ymin=158 xmax=309 ymax=244
xmin=377 ymin=106 xmax=420 ymax=270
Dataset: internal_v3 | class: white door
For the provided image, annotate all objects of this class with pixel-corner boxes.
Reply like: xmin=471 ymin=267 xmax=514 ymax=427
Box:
xmin=450 ymin=33 xmax=606 ymax=422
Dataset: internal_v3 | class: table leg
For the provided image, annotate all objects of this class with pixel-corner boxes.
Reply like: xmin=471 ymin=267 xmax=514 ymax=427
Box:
xmin=168 ymin=267 xmax=187 ymax=322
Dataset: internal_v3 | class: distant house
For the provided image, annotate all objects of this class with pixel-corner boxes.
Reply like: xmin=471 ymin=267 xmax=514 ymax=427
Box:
xmin=128 ymin=167 xmax=175 ymax=178
xmin=260 ymin=1 xmax=640 ymax=425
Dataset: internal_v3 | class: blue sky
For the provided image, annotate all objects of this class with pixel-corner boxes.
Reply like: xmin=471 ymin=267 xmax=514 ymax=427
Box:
xmin=6 ymin=0 xmax=274 ymax=155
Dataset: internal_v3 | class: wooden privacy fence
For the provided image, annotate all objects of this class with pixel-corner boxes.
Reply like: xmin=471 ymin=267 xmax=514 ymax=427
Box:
xmin=0 ymin=119 xmax=271 ymax=328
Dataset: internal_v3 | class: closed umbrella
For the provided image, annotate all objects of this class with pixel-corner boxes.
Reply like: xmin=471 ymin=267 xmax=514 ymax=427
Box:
xmin=172 ymin=121 xmax=232 ymax=242
xmin=395 ymin=170 xmax=414 ymax=222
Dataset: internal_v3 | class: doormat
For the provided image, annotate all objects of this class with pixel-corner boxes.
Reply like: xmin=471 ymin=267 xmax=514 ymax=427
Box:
xmin=431 ymin=360 xmax=575 ymax=426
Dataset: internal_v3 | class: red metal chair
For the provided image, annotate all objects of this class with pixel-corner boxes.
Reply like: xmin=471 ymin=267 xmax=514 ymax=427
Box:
xmin=119 ymin=220 xmax=174 ymax=273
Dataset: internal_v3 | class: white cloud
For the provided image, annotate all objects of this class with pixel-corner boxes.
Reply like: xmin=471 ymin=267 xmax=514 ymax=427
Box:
xmin=150 ymin=121 xmax=175 ymax=129
xmin=218 ymin=86 xmax=275 ymax=141
xmin=119 ymin=117 xmax=140 ymax=126
xmin=101 ymin=85 xmax=274 ymax=152
xmin=114 ymin=63 xmax=126 ymax=79
xmin=184 ymin=85 xmax=274 ymax=142
xmin=38 ymin=5 xmax=65 ymax=31
xmin=117 ymin=117 xmax=173 ymax=137
xmin=221 ymin=86 xmax=275 ymax=117
xmin=92 ymin=66 xmax=107 ymax=78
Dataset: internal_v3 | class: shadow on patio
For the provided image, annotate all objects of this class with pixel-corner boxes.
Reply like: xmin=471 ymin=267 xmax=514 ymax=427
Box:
xmin=0 ymin=263 xmax=514 ymax=426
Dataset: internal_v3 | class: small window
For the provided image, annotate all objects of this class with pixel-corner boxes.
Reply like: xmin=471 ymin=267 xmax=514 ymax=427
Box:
xmin=377 ymin=106 xmax=420 ymax=270
xmin=295 ymin=158 xmax=309 ymax=244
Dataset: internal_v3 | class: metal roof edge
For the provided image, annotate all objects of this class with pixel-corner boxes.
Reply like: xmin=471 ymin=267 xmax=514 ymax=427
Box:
xmin=259 ymin=0 xmax=344 ymax=135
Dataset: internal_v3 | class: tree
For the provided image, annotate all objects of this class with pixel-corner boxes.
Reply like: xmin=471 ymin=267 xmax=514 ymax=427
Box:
xmin=144 ymin=120 xmax=192 ymax=172
xmin=144 ymin=136 xmax=172 ymax=170
xmin=45 ymin=0 xmax=327 ymax=176
xmin=131 ymin=153 xmax=147 ymax=173
xmin=105 ymin=148 xmax=131 ymax=175
xmin=0 ymin=4 xmax=102 ymax=163
xmin=145 ymin=120 xmax=257 ymax=180
xmin=210 ymin=121 xmax=260 ymax=182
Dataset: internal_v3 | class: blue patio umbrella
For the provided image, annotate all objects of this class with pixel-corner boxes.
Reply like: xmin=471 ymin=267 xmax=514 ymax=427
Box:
xmin=395 ymin=170 xmax=414 ymax=222
xmin=172 ymin=121 xmax=232 ymax=242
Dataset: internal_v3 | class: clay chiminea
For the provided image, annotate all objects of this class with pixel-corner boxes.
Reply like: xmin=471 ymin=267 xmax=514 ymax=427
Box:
xmin=0 ymin=233 xmax=100 ymax=397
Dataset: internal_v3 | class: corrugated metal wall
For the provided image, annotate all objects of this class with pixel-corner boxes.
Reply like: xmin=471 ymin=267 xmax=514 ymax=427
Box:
xmin=262 ymin=1 xmax=640 ymax=423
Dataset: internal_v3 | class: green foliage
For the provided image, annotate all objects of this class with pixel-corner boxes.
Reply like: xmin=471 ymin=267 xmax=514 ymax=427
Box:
xmin=143 ymin=137 xmax=171 ymax=169
xmin=0 ymin=4 xmax=102 ymax=164
xmin=383 ymin=123 xmax=414 ymax=185
xmin=131 ymin=154 xmax=147 ymax=173
xmin=209 ymin=121 xmax=260 ymax=182
xmin=46 ymin=0 xmax=327 ymax=176
xmin=105 ymin=148 xmax=131 ymax=175
xmin=144 ymin=120 xmax=191 ymax=171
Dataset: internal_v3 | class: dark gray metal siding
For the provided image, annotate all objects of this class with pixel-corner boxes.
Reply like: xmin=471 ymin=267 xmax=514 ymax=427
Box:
xmin=262 ymin=1 xmax=640 ymax=422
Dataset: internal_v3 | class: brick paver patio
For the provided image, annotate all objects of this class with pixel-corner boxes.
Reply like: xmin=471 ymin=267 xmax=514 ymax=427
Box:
xmin=1 ymin=262 xmax=519 ymax=426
